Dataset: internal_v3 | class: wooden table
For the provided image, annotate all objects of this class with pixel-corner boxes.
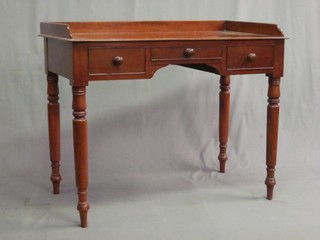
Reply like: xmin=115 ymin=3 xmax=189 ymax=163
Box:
xmin=39 ymin=21 xmax=286 ymax=228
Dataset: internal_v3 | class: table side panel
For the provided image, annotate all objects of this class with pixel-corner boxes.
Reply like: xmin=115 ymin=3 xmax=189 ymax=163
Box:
xmin=47 ymin=38 xmax=73 ymax=80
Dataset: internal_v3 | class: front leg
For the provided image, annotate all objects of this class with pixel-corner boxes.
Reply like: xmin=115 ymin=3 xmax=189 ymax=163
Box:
xmin=265 ymin=76 xmax=281 ymax=200
xmin=72 ymin=86 xmax=90 ymax=228
xmin=218 ymin=75 xmax=230 ymax=173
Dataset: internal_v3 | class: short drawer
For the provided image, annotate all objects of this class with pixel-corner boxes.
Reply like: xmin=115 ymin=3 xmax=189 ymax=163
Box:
xmin=151 ymin=46 xmax=222 ymax=61
xmin=88 ymin=47 xmax=146 ymax=75
xmin=227 ymin=45 xmax=274 ymax=70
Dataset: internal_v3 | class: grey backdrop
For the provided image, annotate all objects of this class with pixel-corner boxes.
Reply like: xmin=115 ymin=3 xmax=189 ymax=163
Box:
xmin=0 ymin=0 xmax=319 ymax=239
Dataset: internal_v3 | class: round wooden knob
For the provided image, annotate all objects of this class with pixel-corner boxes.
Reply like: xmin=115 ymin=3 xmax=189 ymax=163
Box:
xmin=184 ymin=48 xmax=195 ymax=58
xmin=247 ymin=53 xmax=256 ymax=62
xmin=113 ymin=56 xmax=124 ymax=66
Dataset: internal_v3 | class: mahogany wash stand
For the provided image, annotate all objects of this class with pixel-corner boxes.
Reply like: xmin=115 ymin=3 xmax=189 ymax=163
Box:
xmin=39 ymin=21 xmax=286 ymax=228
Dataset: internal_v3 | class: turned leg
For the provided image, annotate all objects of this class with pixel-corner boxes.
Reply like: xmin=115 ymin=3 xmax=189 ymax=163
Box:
xmin=218 ymin=75 xmax=230 ymax=173
xmin=265 ymin=76 xmax=280 ymax=200
xmin=47 ymin=72 xmax=62 ymax=194
xmin=72 ymin=86 xmax=90 ymax=228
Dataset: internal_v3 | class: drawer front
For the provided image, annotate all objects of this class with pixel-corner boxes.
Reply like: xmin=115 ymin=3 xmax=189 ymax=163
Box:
xmin=227 ymin=45 xmax=274 ymax=70
xmin=88 ymin=47 xmax=145 ymax=75
xmin=151 ymin=46 xmax=222 ymax=61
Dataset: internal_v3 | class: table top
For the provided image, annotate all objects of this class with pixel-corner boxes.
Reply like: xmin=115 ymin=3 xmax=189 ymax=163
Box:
xmin=40 ymin=20 xmax=285 ymax=42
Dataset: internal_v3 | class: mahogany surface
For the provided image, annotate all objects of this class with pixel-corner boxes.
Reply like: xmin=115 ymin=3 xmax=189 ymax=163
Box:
xmin=40 ymin=20 xmax=286 ymax=228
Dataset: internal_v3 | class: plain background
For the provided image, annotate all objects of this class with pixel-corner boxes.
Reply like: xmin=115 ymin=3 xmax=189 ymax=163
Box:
xmin=0 ymin=0 xmax=320 ymax=239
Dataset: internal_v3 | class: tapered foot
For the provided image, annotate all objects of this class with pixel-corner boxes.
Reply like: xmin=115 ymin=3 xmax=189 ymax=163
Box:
xmin=51 ymin=174 xmax=62 ymax=194
xmin=266 ymin=186 xmax=274 ymax=200
xmin=265 ymin=176 xmax=276 ymax=200
xmin=218 ymin=153 xmax=227 ymax=173
xmin=266 ymin=179 xmax=276 ymax=200
xmin=78 ymin=202 xmax=90 ymax=228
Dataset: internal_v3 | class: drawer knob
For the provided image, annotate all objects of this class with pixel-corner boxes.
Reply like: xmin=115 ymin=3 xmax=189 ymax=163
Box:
xmin=184 ymin=48 xmax=195 ymax=58
xmin=113 ymin=56 xmax=124 ymax=66
xmin=247 ymin=53 xmax=256 ymax=62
